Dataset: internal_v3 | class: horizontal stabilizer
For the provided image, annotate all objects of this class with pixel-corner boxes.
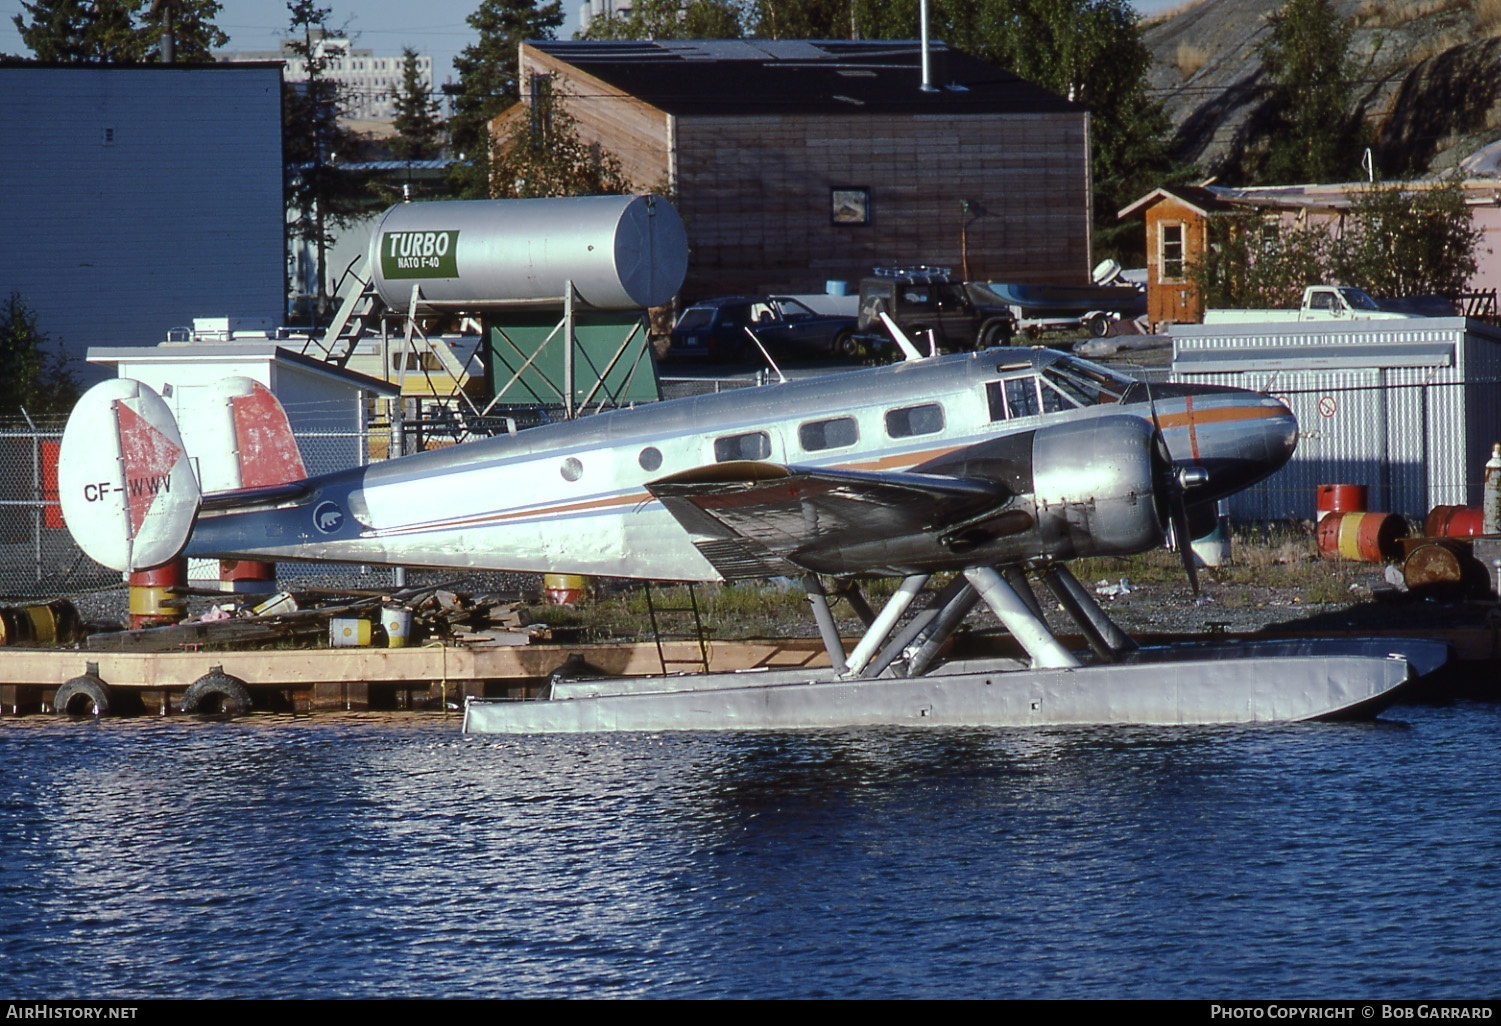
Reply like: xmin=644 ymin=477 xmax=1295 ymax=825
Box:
xmin=58 ymin=379 xmax=202 ymax=572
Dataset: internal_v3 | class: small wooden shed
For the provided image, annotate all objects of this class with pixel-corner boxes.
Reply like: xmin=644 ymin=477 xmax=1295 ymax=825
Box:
xmin=1117 ymin=185 xmax=1236 ymax=328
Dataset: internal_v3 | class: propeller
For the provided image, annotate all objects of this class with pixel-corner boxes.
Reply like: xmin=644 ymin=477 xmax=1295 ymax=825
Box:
xmin=1144 ymin=379 xmax=1208 ymax=597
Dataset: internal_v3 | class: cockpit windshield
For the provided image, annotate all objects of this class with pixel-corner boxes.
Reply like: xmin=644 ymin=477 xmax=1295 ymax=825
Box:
xmin=983 ymin=354 xmax=1131 ymax=422
xmin=1043 ymin=356 xmax=1130 ymax=405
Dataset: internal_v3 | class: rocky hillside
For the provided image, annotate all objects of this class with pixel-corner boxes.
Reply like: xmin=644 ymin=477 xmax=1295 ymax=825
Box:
xmin=1143 ymin=0 xmax=1501 ymax=181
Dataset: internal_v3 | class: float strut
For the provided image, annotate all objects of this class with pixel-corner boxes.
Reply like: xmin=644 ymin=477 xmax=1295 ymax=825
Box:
xmin=1038 ymin=564 xmax=1138 ymax=661
xmin=964 ymin=566 xmax=1081 ymax=669
xmin=841 ymin=574 xmax=929 ymax=678
xmin=803 ymin=575 xmax=848 ymax=675
xmin=900 ymin=581 xmax=983 ymax=679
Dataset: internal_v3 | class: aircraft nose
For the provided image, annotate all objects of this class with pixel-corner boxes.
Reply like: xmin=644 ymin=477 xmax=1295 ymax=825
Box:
xmin=1268 ymin=394 xmax=1299 ymax=464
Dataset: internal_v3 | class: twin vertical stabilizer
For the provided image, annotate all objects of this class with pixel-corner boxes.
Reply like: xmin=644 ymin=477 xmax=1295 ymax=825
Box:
xmin=58 ymin=377 xmax=305 ymax=573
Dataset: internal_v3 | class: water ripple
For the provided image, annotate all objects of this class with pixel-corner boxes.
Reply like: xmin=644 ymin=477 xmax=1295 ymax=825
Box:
xmin=2 ymin=704 xmax=1499 ymax=997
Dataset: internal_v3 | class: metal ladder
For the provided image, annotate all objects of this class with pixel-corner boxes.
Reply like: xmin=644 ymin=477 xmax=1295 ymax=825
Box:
xmin=304 ymin=254 xmax=385 ymax=368
xmin=642 ymin=582 xmax=711 ymax=676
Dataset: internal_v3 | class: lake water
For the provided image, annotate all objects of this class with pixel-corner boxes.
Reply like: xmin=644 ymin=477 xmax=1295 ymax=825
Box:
xmin=2 ymin=700 xmax=1499 ymax=1000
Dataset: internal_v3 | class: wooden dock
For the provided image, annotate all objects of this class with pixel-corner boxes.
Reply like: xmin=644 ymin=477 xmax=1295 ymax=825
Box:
xmin=3 ymin=620 xmax=1495 ymax=718
xmin=0 ymin=638 xmax=834 ymax=716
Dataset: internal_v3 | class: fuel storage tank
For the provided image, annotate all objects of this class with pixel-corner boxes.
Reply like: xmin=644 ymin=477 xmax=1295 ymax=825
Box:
xmin=368 ymin=194 xmax=688 ymax=312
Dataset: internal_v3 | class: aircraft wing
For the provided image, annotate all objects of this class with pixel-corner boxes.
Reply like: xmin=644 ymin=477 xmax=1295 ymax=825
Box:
xmin=647 ymin=461 xmax=1026 ymax=579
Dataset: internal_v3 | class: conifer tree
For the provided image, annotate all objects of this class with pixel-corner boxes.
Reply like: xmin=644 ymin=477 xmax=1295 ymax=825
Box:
xmin=449 ymin=0 xmax=564 ymax=198
xmin=391 ymin=47 xmax=445 ymax=161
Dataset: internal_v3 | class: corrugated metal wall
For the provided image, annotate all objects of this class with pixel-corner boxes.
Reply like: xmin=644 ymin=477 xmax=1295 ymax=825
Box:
xmin=1172 ymin=317 xmax=1501 ymax=521
xmin=0 ymin=66 xmax=284 ymax=383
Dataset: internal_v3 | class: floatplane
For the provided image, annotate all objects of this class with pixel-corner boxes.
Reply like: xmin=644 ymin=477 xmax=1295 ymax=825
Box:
xmin=56 ymin=316 xmax=1444 ymax=732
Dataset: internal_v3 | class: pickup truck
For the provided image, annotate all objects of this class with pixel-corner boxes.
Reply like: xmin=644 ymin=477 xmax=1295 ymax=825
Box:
xmin=855 ymin=266 xmax=1016 ymax=352
xmin=1203 ymin=286 xmax=1422 ymax=324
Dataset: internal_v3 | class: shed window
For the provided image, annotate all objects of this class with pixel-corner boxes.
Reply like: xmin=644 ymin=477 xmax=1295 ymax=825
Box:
xmin=1160 ymin=222 xmax=1185 ymax=282
xmin=885 ymin=403 xmax=944 ymax=438
xmin=714 ymin=431 xmax=771 ymax=462
xmin=799 ymin=417 xmax=859 ymax=452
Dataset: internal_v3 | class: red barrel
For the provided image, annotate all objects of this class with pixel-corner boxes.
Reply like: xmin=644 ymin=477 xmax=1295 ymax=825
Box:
xmin=1316 ymin=484 xmax=1368 ymax=521
xmin=220 ymin=559 xmax=277 ymax=594
xmin=1315 ymin=511 xmax=1408 ymax=562
xmin=1424 ymin=505 xmax=1485 ymax=539
xmin=129 ymin=558 xmax=188 ymax=630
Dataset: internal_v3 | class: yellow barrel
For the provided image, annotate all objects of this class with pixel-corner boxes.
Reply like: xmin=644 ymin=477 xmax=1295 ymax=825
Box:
xmin=329 ymin=618 xmax=373 ymax=647
xmin=0 ymin=606 xmax=33 ymax=646
xmin=23 ymin=599 xmax=81 ymax=645
xmin=382 ymin=606 xmax=412 ymax=648
xmin=1316 ymin=511 xmax=1408 ymax=562
xmin=543 ymin=573 xmax=589 ymax=606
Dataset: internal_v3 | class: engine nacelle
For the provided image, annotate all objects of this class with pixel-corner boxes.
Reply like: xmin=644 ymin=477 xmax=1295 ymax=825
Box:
xmin=902 ymin=414 xmax=1168 ymax=572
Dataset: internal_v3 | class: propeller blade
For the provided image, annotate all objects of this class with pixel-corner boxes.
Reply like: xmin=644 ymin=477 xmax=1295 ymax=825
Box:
xmin=1147 ymin=412 xmax=1202 ymax=597
xmin=1169 ymin=491 xmax=1201 ymax=597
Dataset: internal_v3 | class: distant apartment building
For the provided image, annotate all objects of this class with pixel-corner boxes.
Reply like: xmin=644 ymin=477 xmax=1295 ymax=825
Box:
xmin=221 ymin=34 xmax=434 ymax=124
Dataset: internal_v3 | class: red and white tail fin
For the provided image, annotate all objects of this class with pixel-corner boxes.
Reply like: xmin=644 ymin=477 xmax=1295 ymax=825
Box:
xmin=58 ymin=379 xmax=202 ymax=573
xmin=199 ymin=376 xmax=307 ymax=492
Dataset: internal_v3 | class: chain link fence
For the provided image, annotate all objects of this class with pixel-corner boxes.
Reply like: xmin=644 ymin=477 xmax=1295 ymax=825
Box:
xmin=0 ymin=417 xmax=376 ymax=601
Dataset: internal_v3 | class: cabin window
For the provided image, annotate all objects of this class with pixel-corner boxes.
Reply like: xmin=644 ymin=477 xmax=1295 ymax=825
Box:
xmin=1160 ymin=222 xmax=1185 ymax=282
xmin=799 ymin=417 xmax=859 ymax=452
xmin=885 ymin=403 xmax=944 ymax=438
xmin=560 ymin=457 xmax=583 ymax=482
xmin=638 ymin=447 xmax=662 ymax=472
xmin=714 ymin=431 xmax=771 ymax=462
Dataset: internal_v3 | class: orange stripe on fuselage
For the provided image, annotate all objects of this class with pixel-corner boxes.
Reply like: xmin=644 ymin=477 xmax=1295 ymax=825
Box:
xmin=371 ymin=404 xmax=1281 ymax=538
xmin=1153 ymin=404 xmax=1283 ymax=430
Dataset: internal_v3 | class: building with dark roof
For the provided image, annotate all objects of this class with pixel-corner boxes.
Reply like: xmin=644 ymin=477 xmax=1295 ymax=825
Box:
xmin=507 ymin=39 xmax=1091 ymax=302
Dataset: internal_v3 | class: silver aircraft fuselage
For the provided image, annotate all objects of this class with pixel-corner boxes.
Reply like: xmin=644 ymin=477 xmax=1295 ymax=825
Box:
xmin=186 ymin=349 xmax=1297 ymax=581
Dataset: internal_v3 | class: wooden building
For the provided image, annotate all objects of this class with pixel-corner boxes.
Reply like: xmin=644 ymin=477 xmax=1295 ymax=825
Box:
xmin=1117 ymin=185 xmax=1233 ymax=328
xmin=504 ymin=40 xmax=1091 ymax=301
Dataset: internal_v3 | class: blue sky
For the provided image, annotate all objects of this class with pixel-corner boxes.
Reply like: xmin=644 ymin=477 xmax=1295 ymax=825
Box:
xmin=2 ymin=1 xmax=1186 ymax=85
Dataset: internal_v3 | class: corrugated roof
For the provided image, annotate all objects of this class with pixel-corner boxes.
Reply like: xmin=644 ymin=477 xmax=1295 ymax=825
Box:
xmin=528 ymin=39 xmax=1079 ymax=117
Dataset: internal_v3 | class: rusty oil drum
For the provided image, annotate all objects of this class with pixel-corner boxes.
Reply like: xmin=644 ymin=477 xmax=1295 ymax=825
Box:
xmin=1424 ymin=505 xmax=1486 ymax=539
xmin=1315 ymin=511 xmax=1409 ymax=562
xmin=1402 ymin=540 xmax=1488 ymax=599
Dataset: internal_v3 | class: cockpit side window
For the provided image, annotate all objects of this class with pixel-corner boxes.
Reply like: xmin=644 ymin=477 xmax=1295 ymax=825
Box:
xmin=714 ymin=431 xmax=771 ymax=462
xmin=1038 ymin=378 xmax=1077 ymax=413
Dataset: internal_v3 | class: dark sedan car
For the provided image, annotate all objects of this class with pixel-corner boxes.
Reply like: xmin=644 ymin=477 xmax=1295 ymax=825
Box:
xmin=670 ymin=295 xmax=859 ymax=361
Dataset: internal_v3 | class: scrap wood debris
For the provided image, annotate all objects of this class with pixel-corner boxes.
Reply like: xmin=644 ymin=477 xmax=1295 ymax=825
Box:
xmin=84 ymin=584 xmax=547 ymax=652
